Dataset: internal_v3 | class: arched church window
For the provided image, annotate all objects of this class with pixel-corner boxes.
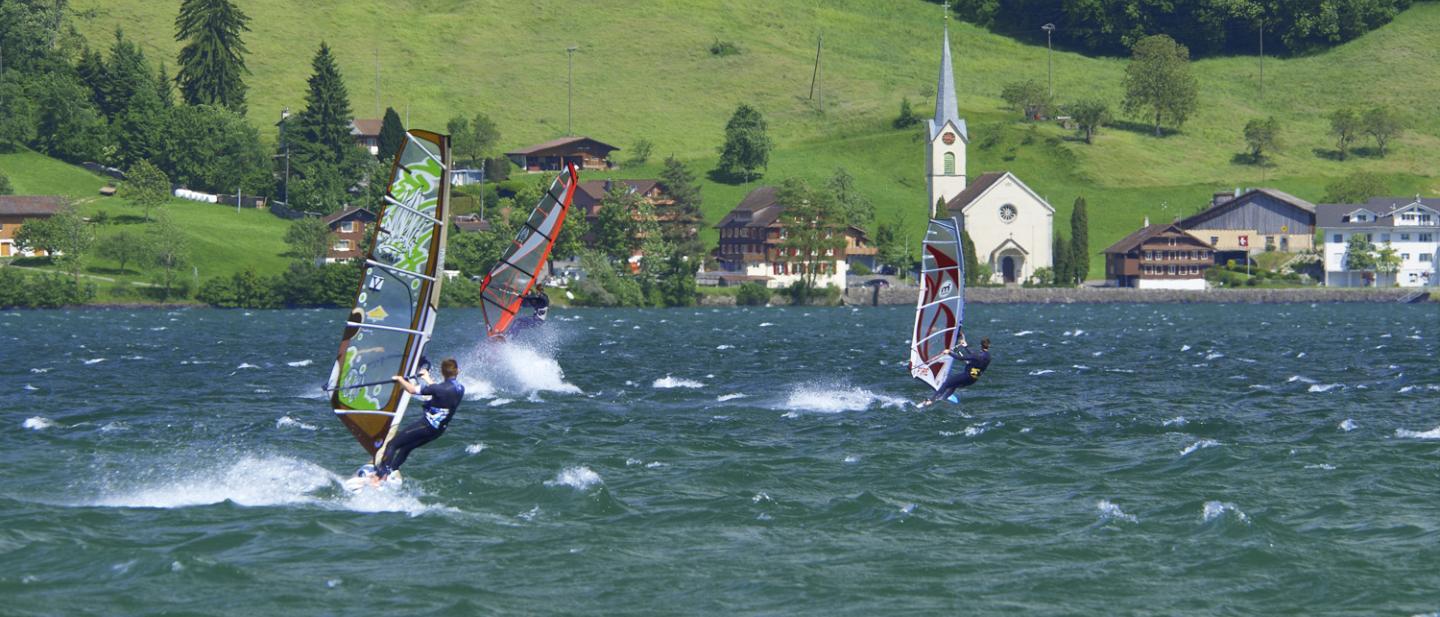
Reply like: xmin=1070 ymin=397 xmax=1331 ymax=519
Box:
xmin=943 ymin=152 xmax=956 ymax=176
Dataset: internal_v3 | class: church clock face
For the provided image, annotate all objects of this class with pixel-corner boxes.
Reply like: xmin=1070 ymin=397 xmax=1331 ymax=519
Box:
xmin=942 ymin=132 xmax=956 ymax=145
xmin=999 ymin=204 xmax=1018 ymax=223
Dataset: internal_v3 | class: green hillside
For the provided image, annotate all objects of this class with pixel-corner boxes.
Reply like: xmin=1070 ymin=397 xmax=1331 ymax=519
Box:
xmin=0 ymin=148 xmax=292 ymax=301
xmin=52 ymin=0 xmax=1440 ymax=277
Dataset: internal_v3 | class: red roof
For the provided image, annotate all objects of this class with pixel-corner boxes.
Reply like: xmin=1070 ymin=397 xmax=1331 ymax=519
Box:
xmin=0 ymin=196 xmax=65 ymax=216
xmin=350 ymin=119 xmax=382 ymax=137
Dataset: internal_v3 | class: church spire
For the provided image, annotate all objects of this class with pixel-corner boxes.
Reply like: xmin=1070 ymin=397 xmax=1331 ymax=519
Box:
xmin=929 ymin=3 xmax=967 ymax=142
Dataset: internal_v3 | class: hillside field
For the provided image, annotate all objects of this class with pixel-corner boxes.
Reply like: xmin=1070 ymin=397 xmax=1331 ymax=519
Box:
xmin=41 ymin=1 xmax=1440 ymax=278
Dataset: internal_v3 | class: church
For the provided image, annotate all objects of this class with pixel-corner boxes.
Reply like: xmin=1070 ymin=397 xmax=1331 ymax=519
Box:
xmin=926 ymin=21 xmax=1054 ymax=284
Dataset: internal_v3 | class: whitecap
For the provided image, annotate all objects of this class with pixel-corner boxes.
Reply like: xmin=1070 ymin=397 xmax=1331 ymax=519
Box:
xmin=1338 ymin=418 xmax=1357 ymax=432
xmin=1308 ymin=383 xmax=1343 ymax=393
xmin=759 ymin=322 xmax=775 ymax=327
xmin=465 ymin=443 xmax=485 ymax=455
xmin=1205 ymin=352 xmax=1224 ymax=360
xmin=1304 ymin=463 xmax=1337 ymax=470
xmin=779 ymin=385 xmax=907 ymax=414
xmin=100 ymin=421 xmax=128 ymax=433
xmin=752 ymin=492 xmax=772 ymax=504
xmin=235 ymin=363 xmax=259 ymax=370
xmin=1163 ymin=416 xmax=1187 ymax=427
xmin=716 ymin=344 xmax=735 ymax=350
xmin=29 ymin=368 xmax=51 ymax=374
xmin=1180 ymin=439 xmax=1220 ymax=456
xmin=1072 ymin=365 xmax=1090 ymax=370
xmin=843 ymin=455 xmax=860 ymax=464
xmin=716 ymin=393 xmax=747 ymax=402
xmin=487 ymin=398 xmax=513 ymax=407
xmin=1179 ymin=344 xmax=1191 ymax=352
xmin=1096 ymin=500 xmax=1137 ymax=523
xmin=23 ymin=384 xmax=38 ymax=391
xmin=644 ymin=461 xmax=665 ymax=469
xmin=545 ymin=466 xmax=602 ymax=491
xmin=964 ymin=423 xmax=989 ymax=437
xmin=287 ymin=360 xmax=313 ymax=367
xmin=84 ymin=358 xmax=105 ymax=365
xmin=1395 ymin=426 xmax=1440 ymax=440
xmin=1202 ymin=501 xmax=1249 ymax=524
xmin=1013 ymin=330 xmax=1035 ymax=337
xmin=652 ymin=375 xmax=704 ymax=389
xmin=1287 ymin=375 xmax=1317 ymax=384
xmin=1027 ymin=369 xmax=1055 ymax=376
xmin=275 ymin=416 xmax=318 ymax=431
xmin=23 ymin=416 xmax=56 ymax=430
xmin=625 ymin=458 xmax=642 ymax=466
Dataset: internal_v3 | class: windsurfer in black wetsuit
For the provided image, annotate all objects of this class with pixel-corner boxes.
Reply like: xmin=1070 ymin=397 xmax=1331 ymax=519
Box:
xmin=519 ymin=286 xmax=550 ymax=321
xmin=916 ymin=334 xmax=991 ymax=408
xmin=371 ymin=358 xmax=466 ymax=482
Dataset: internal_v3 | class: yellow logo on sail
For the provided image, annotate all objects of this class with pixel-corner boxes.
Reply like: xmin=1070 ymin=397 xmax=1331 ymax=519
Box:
xmin=367 ymin=306 xmax=389 ymax=321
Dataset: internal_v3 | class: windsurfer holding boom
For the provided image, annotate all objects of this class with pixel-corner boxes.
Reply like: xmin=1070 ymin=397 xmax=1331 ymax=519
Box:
xmin=370 ymin=358 xmax=466 ymax=483
xmin=916 ymin=332 xmax=991 ymax=408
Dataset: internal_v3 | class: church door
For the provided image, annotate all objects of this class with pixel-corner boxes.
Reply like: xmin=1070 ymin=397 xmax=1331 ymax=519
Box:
xmin=1002 ymin=256 xmax=1016 ymax=283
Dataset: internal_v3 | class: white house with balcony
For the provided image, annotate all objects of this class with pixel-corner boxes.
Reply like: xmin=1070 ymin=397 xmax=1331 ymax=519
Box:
xmin=1317 ymin=197 xmax=1439 ymax=287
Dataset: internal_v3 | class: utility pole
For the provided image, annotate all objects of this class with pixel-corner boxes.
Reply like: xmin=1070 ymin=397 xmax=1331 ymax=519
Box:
xmin=374 ymin=49 xmax=381 ymax=117
xmin=566 ymin=46 xmax=578 ymax=135
xmin=809 ymin=33 xmax=823 ymax=113
xmin=1042 ymin=23 xmax=1056 ymax=99
xmin=1258 ymin=15 xmax=1264 ymax=98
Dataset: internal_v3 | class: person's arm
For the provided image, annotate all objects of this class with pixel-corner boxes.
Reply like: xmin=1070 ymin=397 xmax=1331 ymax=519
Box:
xmin=392 ymin=368 xmax=435 ymax=395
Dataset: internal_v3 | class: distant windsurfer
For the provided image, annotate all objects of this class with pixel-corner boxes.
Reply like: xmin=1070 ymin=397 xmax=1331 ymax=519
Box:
xmin=370 ymin=358 xmax=465 ymax=483
xmin=916 ymin=334 xmax=990 ymax=408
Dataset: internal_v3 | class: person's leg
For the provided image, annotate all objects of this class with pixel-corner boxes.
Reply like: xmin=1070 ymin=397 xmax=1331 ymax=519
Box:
xmin=378 ymin=421 xmax=435 ymax=475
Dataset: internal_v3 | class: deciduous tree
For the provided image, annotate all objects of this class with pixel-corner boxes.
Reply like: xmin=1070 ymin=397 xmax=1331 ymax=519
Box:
xmin=1323 ymin=171 xmax=1388 ymax=204
xmin=776 ymin=178 xmax=844 ymax=303
xmin=1000 ymin=79 xmax=1050 ymax=121
xmin=1242 ymin=116 xmax=1281 ymax=164
xmin=1068 ymin=99 xmax=1110 ymax=144
xmin=97 ymin=229 xmax=151 ymax=274
xmin=828 ymin=167 xmax=873 ymax=229
xmin=1362 ymin=106 xmax=1403 ymax=157
xmin=148 ymin=213 xmax=191 ymax=299
xmin=717 ymin=104 xmax=771 ymax=181
xmin=1122 ymin=35 xmax=1199 ymax=136
xmin=118 ymin=160 xmax=171 ymax=221
xmin=1329 ymin=108 xmax=1362 ymax=160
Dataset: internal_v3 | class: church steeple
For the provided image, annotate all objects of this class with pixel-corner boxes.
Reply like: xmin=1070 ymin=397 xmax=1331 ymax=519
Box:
xmin=926 ymin=4 xmax=968 ymax=218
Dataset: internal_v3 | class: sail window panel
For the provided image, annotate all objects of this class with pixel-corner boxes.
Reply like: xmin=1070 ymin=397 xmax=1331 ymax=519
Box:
xmin=335 ymin=327 xmax=413 ymax=411
xmin=357 ymin=266 xmax=424 ymax=329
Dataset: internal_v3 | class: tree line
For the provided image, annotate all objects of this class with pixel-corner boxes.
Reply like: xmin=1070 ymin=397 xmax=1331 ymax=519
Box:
xmin=947 ymin=0 xmax=1412 ymax=57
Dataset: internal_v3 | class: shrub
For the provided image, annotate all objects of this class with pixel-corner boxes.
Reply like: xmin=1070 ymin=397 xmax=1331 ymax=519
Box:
xmin=709 ymin=38 xmax=741 ymax=57
xmin=736 ymin=282 xmax=770 ymax=306
xmin=850 ymin=262 xmax=873 ymax=276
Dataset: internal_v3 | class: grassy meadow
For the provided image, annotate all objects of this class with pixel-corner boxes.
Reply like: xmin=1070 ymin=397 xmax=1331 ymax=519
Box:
xmin=35 ymin=0 xmax=1440 ymax=279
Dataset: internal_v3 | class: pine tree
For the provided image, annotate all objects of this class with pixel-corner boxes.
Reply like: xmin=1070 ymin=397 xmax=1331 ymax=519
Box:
xmin=75 ymin=46 xmax=108 ymax=111
xmin=377 ymin=107 xmax=405 ymax=160
xmin=175 ymin=0 xmax=251 ymax=113
xmin=1069 ymin=197 xmax=1089 ymax=284
xmin=287 ymin=42 xmax=362 ymax=213
xmin=155 ymin=61 xmax=175 ymax=108
xmin=658 ymin=156 xmax=705 ymax=258
xmin=102 ymin=29 xmax=151 ymax=121
xmin=116 ymin=80 xmax=165 ymax=168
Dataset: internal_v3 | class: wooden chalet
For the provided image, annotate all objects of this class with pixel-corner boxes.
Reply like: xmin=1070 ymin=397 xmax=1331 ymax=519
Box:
xmin=1103 ymin=221 xmax=1216 ymax=290
xmin=322 ymin=206 xmax=376 ymax=263
xmin=713 ymin=186 xmax=869 ymax=288
xmin=350 ymin=119 xmax=383 ymax=156
xmin=505 ymin=137 xmax=618 ymax=172
xmin=0 ymin=196 xmax=65 ymax=257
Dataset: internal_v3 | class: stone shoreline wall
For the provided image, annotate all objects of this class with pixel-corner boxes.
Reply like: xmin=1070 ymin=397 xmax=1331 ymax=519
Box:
xmin=838 ymin=286 xmax=1436 ymax=306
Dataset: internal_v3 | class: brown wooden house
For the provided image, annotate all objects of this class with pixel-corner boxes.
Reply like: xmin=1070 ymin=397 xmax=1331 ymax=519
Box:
xmin=505 ymin=137 xmax=618 ymax=172
xmin=1103 ymin=221 xmax=1216 ymax=290
xmin=350 ymin=119 xmax=382 ymax=156
xmin=713 ymin=186 xmax=870 ymax=289
xmin=323 ymin=207 xmax=376 ymax=263
xmin=0 ymin=196 xmax=65 ymax=257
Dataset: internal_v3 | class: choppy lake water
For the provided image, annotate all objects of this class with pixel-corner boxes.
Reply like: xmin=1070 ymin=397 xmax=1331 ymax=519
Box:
xmin=1 ymin=303 xmax=1437 ymax=615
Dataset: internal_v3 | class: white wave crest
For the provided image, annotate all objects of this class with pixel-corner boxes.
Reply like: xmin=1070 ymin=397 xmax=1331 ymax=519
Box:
xmin=1202 ymin=501 xmax=1250 ymax=524
xmin=88 ymin=455 xmax=443 ymax=515
xmin=1163 ymin=416 xmax=1188 ymax=427
xmin=1179 ymin=345 xmax=1191 ymax=352
xmin=235 ymin=363 xmax=259 ymax=370
xmin=759 ymin=322 xmax=775 ymax=327
xmin=1096 ymin=500 xmax=1137 ymax=523
xmin=1308 ymin=383 xmax=1343 ymax=393
xmin=1013 ymin=330 xmax=1035 ymax=337
xmin=23 ymin=384 xmax=38 ymax=391
xmin=1395 ymin=426 xmax=1440 ymax=440
xmin=84 ymin=358 xmax=105 ymax=365
xmin=545 ymin=466 xmax=603 ymax=491
xmin=1287 ymin=375 xmax=1317 ymax=384
xmin=23 ymin=416 xmax=56 ymax=430
xmin=465 ymin=443 xmax=485 ymax=455
xmin=716 ymin=344 xmax=735 ymax=350
xmin=779 ymin=385 xmax=907 ymax=415
xmin=1338 ymin=418 xmax=1357 ymax=432
xmin=276 ymin=416 xmax=318 ymax=431
xmin=1028 ymin=369 xmax=1055 ymax=376
xmin=286 ymin=360 xmax=313 ymax=367
xmin=653 ymin=375 xmax=704 ymax=389
xmin=716 ymin=393 xmax=747 ymax=402
xmin=1180 ymin=439 xmax=1221 ymax=456
xmin=487 ymin=398 xmax=513 ymax=407
xmin=1205 ymin=352 xmax=1224 ymax=360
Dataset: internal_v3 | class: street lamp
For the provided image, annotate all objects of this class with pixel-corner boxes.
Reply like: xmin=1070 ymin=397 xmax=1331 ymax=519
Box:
xmin=1041 ymin=23 xmax=1056 ymax=99
xmin=566 ymin=46 xmax=578 ymax=136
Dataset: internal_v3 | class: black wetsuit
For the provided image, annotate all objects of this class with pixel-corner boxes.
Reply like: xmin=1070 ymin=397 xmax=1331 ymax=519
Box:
xmin=521 ymin=291 xmax=550 ymax=317
xmin=930 ymin=346 xmax=991 ymax=402
xmin=376 ymin=378 xmax=465 ymax=476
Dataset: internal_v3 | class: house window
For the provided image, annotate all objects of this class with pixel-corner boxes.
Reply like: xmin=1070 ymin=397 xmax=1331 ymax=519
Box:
xmin=1402 ymin=253 xmax=1411 ymax=261
xmin=1381 ymin=233 xmax=1391 ymax=243
xmin=340 ymin=221 xmax=356 ymax=233
xmin=1168 ymin=265 xmax=1176 ymax=275
xmin=334 ymin=240 xmax=351 ymax=252
xmin=943 ymin=152 xmax=956 ymax=175
xmin=1422 ymin=215 xmax=1433 ymax=224
xmin=1210 ymin=236 xmax=1219 ymax=245
xmin=1422 ymin=254 xmax=1434 ymax=263
xmin=1401 ymin=233 xmax=1411 ymax=241
xmin=1333 ymin=234 xmax=1343 ymax=243
xmin=1402 ymin=213 xmax=1416 ymax=221
xmin=1265 ymin=236 xmax=1275 ymax=250
xmin=1421 ymin=233 xmax=1435 ymax=242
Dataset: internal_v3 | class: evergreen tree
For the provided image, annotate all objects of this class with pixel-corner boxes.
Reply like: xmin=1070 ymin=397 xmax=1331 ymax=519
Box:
xmin=75 ymin=45 xmax=108 ymax=111
xmin=828 ymin=167 xmax=874 ymax=228
xmin=33 ymin=72 xmax=108 ymax=163
xmin=175 ymin=0 xmax=251 ymax=112
xmin=1052 ymin=234 xmax=1071 ymax=286
xmin=1069 ymin=197 xmax=1090 ymax=284
xmin=155 ymin=61 xmax=175 ymax=108
xmin=961 ymin=227 xmax=980 ymax=286
xmin=717 ymin=103 xmax=771 ymax=181
xmin=658 ymin=156 xmax=705 ymax=258
xmin=0 ymin=75 xmax=36 ymax=148
xmin=378 ymin=107 xmax=405 ymax=160
xmin=286 ymin=42 xmax=363 ymax=213
xmin=0 ymin=171 xmax=11 ymax=195
xmin=593 ymin=183 xmax=641 ymax=260
xmin=117 ymin=81 xmax=165 ymax=168
xmin=101 ymin=29 xmax=151 ymax=121
xmin=1121 ymin=35 xmax=1199 ymax=136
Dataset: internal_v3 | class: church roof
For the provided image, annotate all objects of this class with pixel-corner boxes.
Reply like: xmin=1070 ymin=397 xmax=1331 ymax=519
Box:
xmin=943 ymin=172 xmax=1006 ymax=211
xmin=928 ymin=25 xmax=968 ymax=143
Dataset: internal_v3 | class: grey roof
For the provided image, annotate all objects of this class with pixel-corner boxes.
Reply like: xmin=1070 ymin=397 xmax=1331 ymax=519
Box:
xmin=716 ymin=186 xmax=784 ymax=229
xmin=1179 ymin=187 xmax=1316 ymax=228
xmin=927 ymin=25 xmax=967 ymax=143
xmin=1316 ymin=197 xmax=1440 ymax=229
xmin=505 ymin=136 xmax=619 ymax=156
xmin=322 ymin=206 xmax=376 ymax=226
xmin=0 ymin=196 xmax=65 ymax=216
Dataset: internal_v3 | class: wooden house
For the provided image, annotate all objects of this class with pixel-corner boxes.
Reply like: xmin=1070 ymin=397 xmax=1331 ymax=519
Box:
xmin=322 ymin=207 xmax=376 ymax=263
xmin=505 ymin=137 xmax=618 ymax=172
xmin=0 ymin=196 xmax=65 ymax=257
xmin=1179 ymin=188 xmax=1315 ymax=265
xmin=713 ymin=186 xmax=869 ymax=289
xmin=1103 ymin=221 xmax=1216 ymax=290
